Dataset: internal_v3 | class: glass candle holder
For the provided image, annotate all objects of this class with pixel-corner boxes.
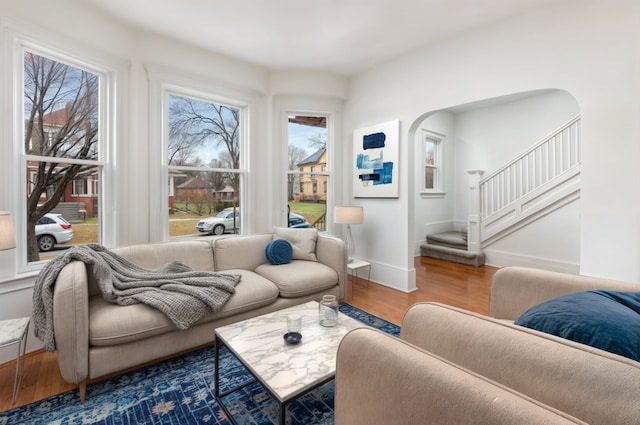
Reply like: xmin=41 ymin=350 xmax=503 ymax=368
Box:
xmin=319 ymin=294 xmax=338 ymax=327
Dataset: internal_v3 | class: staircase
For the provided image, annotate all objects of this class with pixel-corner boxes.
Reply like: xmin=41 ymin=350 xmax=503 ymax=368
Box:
xmin=479 ymin=115 xmax=581 ymax=245
xmin=421 ymin=115 xmax=581 ymax=266
xmin=420 ymin=231 xmax=486 ymax=266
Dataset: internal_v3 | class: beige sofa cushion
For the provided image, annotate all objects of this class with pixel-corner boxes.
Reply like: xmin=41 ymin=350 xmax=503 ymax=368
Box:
xmin=81 ymin=240 xmax=216 ymax=297
xmin=273 ymin=227 xmax=318 ymax=261
xmin=401 ymin=302 xmax=640 ymax=425
xmin=88 ymin=270 xmax=278 ymax=346
xmin=112 ymin=240 xmax=215 ymax=271
xmin=336 ymin=328 xmax=585 ymax=425
xmin=255 ymin=260 xmax=338 ymax=298
xmin=214 ymin=234 xmax=273 ymax=271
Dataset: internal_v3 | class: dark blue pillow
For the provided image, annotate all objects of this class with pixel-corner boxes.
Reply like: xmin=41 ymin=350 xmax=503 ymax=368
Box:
xmin=515 ymin=290 xmax=640 ymax=361
xmin=265 ymin=239 xmax=293 ymax=265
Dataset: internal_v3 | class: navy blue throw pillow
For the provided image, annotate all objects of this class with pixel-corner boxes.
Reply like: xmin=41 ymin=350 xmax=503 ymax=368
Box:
xmin=515 ymin=290 xmax=640 ymax=361
xmin=265 ymin=239 xmax=293 ymax=265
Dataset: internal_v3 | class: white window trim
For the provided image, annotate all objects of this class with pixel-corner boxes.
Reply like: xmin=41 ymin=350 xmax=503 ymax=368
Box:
xmin=1 ymin=19 xmax=125 ymax=277
xmin=284 ymin=109 xmax=334 ymax=231
xmin=420 ymin=129 xmax=446 ymax=199
xmin=147 ymin=65 xmax=251 ymax=242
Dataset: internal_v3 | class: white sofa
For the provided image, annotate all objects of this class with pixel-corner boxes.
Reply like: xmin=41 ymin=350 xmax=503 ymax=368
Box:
xmin=50 ymin=230 xmax=346 ymax=401
xmin=335 ymin=267 xmax=640 ymax=424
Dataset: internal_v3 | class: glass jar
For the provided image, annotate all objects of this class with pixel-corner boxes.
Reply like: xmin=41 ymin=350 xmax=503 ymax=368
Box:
xmin=319 ymin=294 xmax=338 ymax=327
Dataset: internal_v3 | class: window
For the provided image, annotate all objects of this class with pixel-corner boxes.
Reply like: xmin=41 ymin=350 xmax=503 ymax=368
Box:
xmin=424 ymin=138 xmax=436 ymax=190
xmin=23 ymin=49 xmax=105 ymax=263
xmin=166 ymin=93 xmax=244 ymax=237
xmin=287 ymin=115 xmax=329 ymax=231
xmin=421 ymin=129 xmax=445 ymax=196
xmin=73 ymin=178 xmax=88 ymax=196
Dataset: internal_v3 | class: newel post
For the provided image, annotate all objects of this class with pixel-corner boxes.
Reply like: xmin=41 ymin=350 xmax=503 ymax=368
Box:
xmin=466 ymin=169 xmax=484 ymax=253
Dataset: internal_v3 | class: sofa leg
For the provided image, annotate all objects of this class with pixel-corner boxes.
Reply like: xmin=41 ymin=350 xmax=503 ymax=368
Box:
xmin=79 ymin=381 xmax=86 ymax=403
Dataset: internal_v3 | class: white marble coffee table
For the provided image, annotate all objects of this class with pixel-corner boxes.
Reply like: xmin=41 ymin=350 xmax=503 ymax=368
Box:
xmin=214 ymin=300 xmax=366 ymax=425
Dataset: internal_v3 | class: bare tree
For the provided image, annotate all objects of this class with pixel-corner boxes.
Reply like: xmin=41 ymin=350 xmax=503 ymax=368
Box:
xmin=288 ymin=145 xmax=307 ymax=201
xmin=168 ymin=133 xmax=199 ymax=166
xmin=308 ymin=133 xmax=326 ymax=150
xmin=24 ymin=52 xmax=99 ymax=262
xmin=169 ymin=97 xmax=240 ymax=192
xmin=207 ymin=159 xmax=228 ymax=190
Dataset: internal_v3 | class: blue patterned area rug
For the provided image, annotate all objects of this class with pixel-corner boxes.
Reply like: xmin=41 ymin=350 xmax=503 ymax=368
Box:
xmin=0 ymin=303 xmax=399 ymax=425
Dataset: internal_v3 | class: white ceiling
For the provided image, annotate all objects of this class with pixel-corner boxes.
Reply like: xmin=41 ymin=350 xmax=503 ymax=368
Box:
xmin=81 ymin=0 xmax=552 ymax=76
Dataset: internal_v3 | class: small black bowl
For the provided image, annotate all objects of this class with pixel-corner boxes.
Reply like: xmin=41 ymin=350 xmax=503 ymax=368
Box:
xmin=283 ymin=332 xmax=302 ymax=345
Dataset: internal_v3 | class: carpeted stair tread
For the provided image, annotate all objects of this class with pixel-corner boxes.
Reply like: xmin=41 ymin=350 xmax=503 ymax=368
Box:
xmin=420 ymin=243 xmax=485 ymax=267
xmin=426 ymin=231 xmax=467 ymax=250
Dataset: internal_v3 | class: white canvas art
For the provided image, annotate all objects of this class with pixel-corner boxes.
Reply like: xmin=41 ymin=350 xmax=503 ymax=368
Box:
xmin=353 ymin=120 xmax=399 ymax=198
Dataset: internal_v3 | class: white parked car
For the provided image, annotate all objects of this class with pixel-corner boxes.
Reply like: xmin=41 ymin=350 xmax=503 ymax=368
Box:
xmin=196 ymin=209 xmax=240 ymax=235
xmin=35 ymin=213 xmax=74 ymax=252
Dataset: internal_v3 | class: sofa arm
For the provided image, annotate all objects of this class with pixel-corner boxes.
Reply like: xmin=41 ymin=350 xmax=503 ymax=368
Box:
xmin=489 ymin=266 xmax=640 ymax=320
xmin=316 ymin=235 xmax=347 ymax=300
xmin=52 ymin=260 xmax=90 ymax=385
xmin=335 ymin=328 xmax=584 ymax=425
xmin=400 ymin=302 xmax=640 ymax=425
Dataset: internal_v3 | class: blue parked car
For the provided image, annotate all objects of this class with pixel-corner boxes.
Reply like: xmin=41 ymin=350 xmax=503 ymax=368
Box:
xmin=288 ymin=212 xmax=310 ymax=228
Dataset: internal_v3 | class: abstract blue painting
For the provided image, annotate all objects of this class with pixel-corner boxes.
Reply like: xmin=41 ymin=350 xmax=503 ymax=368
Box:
xmin=353 ymin=120 xmax=399 ymax=198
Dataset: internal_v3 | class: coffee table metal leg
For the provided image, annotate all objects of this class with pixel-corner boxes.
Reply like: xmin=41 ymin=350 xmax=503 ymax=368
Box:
xmin=214 ymin=337 xmax=221 ymax=398
xmin=215 ymin=337 xmax=260 ymax=425
xmin=11 ymin=322 xmax=28 ymax=405
xmin=215 ymin=337 xmax=238 ymax=425
xmin=12 ymin=340 xmax=21 ymax=404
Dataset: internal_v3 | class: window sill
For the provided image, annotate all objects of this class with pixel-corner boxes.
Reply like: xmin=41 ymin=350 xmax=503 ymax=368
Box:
xmin=420 ymin=191 xmax=446 ymax=199
xmin=0 ymin=271 xmax=39 ymax=294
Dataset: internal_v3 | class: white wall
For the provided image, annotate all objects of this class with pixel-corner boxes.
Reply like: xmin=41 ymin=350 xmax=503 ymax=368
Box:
xmin=411 ymin=90 xmax=580 ymax=264
xmin=0 ymin=1 xmax=347 ymax=363
xmin=452 ymin=90 xmax=580 ymax=219
xmin=1 ymin=0 xmax=639 ymax=364
xmin=345 ymin=0 xmax=640 ymax=291
xmin=453 ymin=91 xmax=580 ymax=271
xmin=487 ymin=199 xmax=581 ymax=273
xmin=0 ymin=0 xmax=141 ymax=363
xmin=412 ymin=111 xmax=457 ymax=248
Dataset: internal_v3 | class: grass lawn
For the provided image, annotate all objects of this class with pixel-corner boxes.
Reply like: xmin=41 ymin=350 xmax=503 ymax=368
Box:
xmin=71 ymin=223 xmax=99 ymax=244
xmin=52 ymin=202 xmax=326 ymax=248
xmin=288 ymin=202 xmax=326 ymax=226
xmin=169 ymin=218 xmax=202 ymax=237
xmin=70 ymin=218 xmax=203 ymax=240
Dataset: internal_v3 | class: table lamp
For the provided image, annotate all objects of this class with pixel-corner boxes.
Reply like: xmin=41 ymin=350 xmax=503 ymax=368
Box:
xmin=0 ymin=212 xmax=16 ymax=251
xmin=334 ymin=206 xmax=363 ymax=263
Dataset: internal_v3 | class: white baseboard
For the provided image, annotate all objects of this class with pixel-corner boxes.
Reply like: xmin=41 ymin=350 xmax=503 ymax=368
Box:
xmin=357 ymin=258 xmax=417 ymax=293
xmin=484 ymin=249 xmax=579 ymax=274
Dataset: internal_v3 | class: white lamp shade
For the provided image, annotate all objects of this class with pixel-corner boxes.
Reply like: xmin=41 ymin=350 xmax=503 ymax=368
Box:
xmin=0 ymin=212 xmax=16 ymax=251
xmin=334 ymin=206 xmax=364 ymax=225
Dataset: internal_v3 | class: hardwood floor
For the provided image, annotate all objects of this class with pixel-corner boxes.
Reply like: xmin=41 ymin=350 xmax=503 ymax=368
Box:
xmin=0 ymin=257 xmax=497 ymax=412
xmin=346 ymin=256 xmax=497 ymax=324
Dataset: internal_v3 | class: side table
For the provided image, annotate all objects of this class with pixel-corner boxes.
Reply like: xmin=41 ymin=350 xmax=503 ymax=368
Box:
xmin=0 ymin=317 xmax=30 ymax=404
xmin=347 ymin=259 xmax=371 ymax=290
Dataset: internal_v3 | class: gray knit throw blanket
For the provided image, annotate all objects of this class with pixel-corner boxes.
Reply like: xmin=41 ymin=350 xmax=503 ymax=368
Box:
xmin=33 ymin=243 xmax=241 ymax=351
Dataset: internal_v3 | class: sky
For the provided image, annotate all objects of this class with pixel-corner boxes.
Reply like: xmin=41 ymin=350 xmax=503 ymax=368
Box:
xmin=288 ymin=121 xmax=327 ymax=157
